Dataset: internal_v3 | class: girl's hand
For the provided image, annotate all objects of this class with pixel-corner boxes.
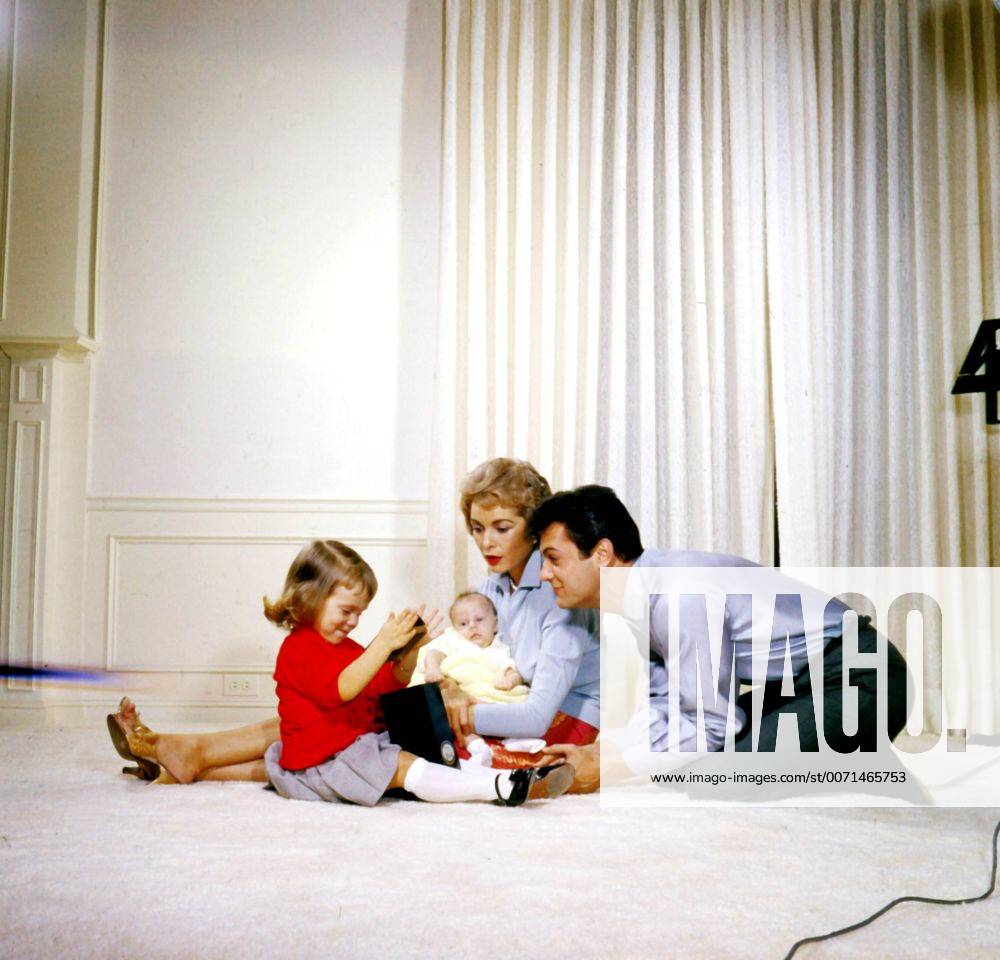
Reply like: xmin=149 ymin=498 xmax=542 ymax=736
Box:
xmin=374 ymin=609 xmax=421 ymax=653
xmin=414 ymin=604 xmax=446 ymax=642
xmin=396 ymin=604 xmax=442 ymax=653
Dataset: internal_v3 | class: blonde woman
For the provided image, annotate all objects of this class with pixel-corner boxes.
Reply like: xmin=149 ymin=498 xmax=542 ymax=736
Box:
xmin=442 ymin=458 xmax=599 ymax=767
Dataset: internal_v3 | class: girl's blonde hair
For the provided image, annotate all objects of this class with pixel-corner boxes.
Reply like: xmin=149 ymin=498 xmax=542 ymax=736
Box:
xmin=263 ymin=540 xmax=378 ymax=631
xmin=459 ymin=458 xmax=552 ymax=532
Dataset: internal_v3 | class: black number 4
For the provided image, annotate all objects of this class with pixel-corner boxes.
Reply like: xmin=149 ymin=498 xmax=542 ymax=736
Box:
xmin=952 ymin=319 xmax=1000 ymax=425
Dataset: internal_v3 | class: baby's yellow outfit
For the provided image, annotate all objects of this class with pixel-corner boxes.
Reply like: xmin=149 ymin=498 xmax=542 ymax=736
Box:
xmin=409 ymin=628 xmax=528 ymax=703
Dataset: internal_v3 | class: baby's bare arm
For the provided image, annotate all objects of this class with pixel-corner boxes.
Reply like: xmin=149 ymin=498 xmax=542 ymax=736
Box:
xmin=392 ymin=629 xmax=435 ymax=684
xmin=422 ymin=649 xmax=446 ymax=683
xmin=493 ymin=666 xmax=524 ymax=691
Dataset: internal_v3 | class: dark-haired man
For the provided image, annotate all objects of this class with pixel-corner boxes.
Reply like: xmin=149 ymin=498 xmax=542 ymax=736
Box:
xmin=531 ymin=486 xmax=908 ymax=793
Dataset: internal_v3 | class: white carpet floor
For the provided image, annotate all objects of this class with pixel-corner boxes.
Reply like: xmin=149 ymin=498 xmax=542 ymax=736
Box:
xmin=1 ymin=726 xmax=999 ymax=960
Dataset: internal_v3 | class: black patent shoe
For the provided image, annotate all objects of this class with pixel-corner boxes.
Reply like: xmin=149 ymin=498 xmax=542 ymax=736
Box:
xmin=494 ymin=763 xmax=577 ymax=806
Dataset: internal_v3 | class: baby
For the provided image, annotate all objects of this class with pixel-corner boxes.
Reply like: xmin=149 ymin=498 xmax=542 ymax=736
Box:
xmin=412 ymin=592 xmax=526 ymax=698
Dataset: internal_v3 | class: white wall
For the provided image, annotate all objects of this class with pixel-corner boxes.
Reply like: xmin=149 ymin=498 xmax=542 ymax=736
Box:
xmin=83 ymin=0 xmax=441 ymax=719
xmin=1 ymin=0 xmax=444 ymax=725
xmin=90 ymin=0 xmax=441 ymax=501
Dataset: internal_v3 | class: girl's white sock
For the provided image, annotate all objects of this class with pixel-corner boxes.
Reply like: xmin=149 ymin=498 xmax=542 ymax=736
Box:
xmin=458 ymin=757 xmax=489 ymax=772
xmin=403 ymin=757 xmax=513 ymax=803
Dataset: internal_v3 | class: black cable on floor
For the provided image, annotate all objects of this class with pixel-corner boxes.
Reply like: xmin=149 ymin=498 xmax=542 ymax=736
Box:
xmin=783 ymin=819 xmax=1000 ymax=960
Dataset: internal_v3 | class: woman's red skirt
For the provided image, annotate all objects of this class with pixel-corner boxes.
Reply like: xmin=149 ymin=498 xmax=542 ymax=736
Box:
xmin=481 ymin=711 xmax=598 ymax=770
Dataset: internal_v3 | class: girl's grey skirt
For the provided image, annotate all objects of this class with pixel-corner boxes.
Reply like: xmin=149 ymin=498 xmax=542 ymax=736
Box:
xmin=264 ymin=732 xmax=401 ymax=807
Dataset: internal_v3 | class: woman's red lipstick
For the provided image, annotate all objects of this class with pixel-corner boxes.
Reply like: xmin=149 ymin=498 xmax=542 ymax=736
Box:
xmin=485 ymin=555 xmax=501 ymax=566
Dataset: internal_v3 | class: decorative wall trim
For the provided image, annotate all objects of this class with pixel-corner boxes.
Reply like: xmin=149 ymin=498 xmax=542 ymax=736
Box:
xmin=4 ymin=418 xmax=42 ymax=690
xmin=83 ymin=497 xmax=431 ymax=690
xmin=0 ymin=336 xmax=97 ymax=359
xmin=103 ymin=533 xmax=427 ymax=672
xmin=86 ymin=496 xmax=429 ymax=515
xmin=0 ymin=352 xmax=8 ymax=687
xmin=88 ymin=0 xmax=108 ymax=343
xmin=0 ymin=0 xmax=16 ymax=315
xmin=15 ymin=364 xmax=43 ymax=403
xmin=0 ymin=0 xmax=105 ymax=340
xmin=0 ymin=700 xmax=279 ymax=730
xmin=0 ymin=699 xmax=279 ymax=709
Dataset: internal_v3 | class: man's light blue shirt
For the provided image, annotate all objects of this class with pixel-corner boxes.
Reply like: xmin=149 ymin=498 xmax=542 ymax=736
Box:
xmin=634 ymin=549 xmax=850 ymax=752
xmin=473 ymin=550 xmax=600 ymax=737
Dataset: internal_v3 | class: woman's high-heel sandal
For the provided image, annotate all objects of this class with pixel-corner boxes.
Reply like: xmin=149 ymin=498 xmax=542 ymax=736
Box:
xmin=106 ymin=699 xmax=161 ymax=782
xmin=120 ymin=698 xmax=159 ymax=755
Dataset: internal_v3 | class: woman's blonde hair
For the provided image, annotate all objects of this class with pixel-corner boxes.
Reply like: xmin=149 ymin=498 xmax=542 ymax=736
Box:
xmin=263 ymin=540 xmax=378 ymax=631
xmin=459 ymin=458 xmax=552 ymax=532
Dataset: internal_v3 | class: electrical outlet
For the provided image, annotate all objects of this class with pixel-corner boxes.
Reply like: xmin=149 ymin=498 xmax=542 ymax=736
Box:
xmin=223 ymin=674 xmax=259 ymax=697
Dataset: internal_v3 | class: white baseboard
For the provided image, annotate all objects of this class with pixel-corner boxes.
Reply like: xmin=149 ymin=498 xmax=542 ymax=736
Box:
xmin=0 ymin=700 xmax=278 ymax=730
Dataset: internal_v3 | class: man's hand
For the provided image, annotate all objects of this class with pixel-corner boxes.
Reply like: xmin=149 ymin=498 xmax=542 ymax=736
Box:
xmin=440 ymin=682 xmax=477 ymax=747
xmin=537 ymin=742 xmax=600 ymax=794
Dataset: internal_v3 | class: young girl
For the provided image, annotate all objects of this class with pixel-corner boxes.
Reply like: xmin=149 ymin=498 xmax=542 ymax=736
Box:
xmin=261 ymin=539 xmax=574 ymax=806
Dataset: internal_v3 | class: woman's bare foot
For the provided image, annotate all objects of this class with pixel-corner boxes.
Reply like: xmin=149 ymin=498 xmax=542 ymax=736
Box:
xmin=151 ymin=734 xmax=204 ymax=784
xmin=114 ymin=698 xmax=201 ymax=784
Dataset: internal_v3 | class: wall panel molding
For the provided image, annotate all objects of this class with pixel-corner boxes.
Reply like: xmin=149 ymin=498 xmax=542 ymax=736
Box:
xmin=0 ymin=699 xmax=280 ymax=729
xmin=0 ymin=350 xmax=90 ymax=709
xmin=87 ymin=0 xmax=108 ymax=342
xmin=0 ymin=0 xmax=106 ymax=338
xmin=0 ymin=0 xmax=16 ymax=311
xmin=86 ymin=495 xmax=428 ymax=515
xmin=15 ymin=362 xmax=42 ymax=402
xmin=4 ymin=417 xmax=43 ymax=689
xmin=82 ymin=497 xmax=431 ymax=710
xmin=0 ymin=358 xmax=8 ymax=604
xmin=103 ymin=533 xmax=427 ymax=672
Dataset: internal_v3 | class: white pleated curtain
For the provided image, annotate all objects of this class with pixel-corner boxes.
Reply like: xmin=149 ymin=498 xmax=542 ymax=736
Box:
xmin=766 ymin=0 xmax=999 ymax=569
xmin=430 ymin=0 xmax=999 ymax=594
